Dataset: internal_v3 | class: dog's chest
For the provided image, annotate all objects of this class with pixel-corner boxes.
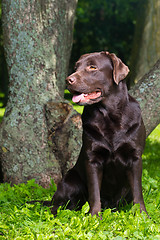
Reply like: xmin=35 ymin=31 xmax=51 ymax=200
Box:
xmin=83 ymin=108 xmax=125 ymax=143
xmin=82 ymin=107 xmax=138 ymax=166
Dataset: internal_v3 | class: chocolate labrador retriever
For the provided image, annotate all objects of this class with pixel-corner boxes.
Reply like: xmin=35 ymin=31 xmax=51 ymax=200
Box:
xmin=51 ymin=51 xmax=147 ymax=216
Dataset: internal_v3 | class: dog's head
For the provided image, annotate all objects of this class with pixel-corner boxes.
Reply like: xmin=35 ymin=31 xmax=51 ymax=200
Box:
xmin=66 ymin=51 xmax=129 ymax=105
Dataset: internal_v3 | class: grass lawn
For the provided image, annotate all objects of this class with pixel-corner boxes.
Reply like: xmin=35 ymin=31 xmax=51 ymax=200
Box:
xmin=0 ymin=96 xmax=160 ymax=239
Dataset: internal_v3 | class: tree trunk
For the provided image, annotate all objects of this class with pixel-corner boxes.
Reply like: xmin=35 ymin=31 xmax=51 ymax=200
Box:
xmin=130 ymin=0 xmax=160 ymax=84
xmin=0 ymin=0 xmax=80 ymax=187
xmin=129 ymin=59 xmax=160 ymax=137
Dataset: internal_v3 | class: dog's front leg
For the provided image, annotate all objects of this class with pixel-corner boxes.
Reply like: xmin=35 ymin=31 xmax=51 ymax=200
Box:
xmin=86 ymin=160 xmax=103 ymax=216
xmin=127 ymin=158 xmax=147 ymax=214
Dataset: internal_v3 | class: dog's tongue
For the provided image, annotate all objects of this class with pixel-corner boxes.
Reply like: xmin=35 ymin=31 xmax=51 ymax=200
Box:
xmin=72 ymin=92 xmax=101 ymax=103
xmin=72 ymin=93 xmax=85 ymax=103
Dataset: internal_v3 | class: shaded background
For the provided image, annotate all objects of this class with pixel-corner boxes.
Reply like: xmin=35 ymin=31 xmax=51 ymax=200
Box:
xmin=70 ymin=0 xmax=139 ymax=73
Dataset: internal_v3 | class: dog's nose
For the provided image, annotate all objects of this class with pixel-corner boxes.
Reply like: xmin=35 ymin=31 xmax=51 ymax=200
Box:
xmin=66 ymin=75 xmax=76 ymax=85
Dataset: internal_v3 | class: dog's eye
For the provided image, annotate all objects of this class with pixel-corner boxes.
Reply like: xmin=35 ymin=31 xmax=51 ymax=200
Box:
xmin=88 ymin=65 xmax=97 ymax=70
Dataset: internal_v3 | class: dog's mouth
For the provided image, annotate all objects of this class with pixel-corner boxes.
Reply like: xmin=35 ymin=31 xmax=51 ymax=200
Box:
xmin=72 ymin=91 xmax=102 ymax=104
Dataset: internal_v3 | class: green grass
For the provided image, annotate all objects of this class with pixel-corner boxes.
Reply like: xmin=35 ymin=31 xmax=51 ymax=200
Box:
xmin=64 ymin=89 xmax=84 ymax=114
xmin=0 ymin=107 xmax=5 ymax=122
xmin=0 ymin=92 xmax=6 ymax=122
xmin=143 ymin=125 xmax=160 ymax=178
xmin=0 ymin=126 xmax=160 ymax=239
xmin=0 ymin=172 xmax=160 ymax=239
xmin=0 ymin=93 xmax=160 ymax=239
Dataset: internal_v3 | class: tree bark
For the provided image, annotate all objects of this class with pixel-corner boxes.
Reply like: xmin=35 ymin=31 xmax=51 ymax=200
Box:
xmin=129 ymin=59 xmax=160 ymax=137
xmin=130 ymin=0 xmax=160 ymax=83
xmin=0 ymin=0 xmax=80 ymax=187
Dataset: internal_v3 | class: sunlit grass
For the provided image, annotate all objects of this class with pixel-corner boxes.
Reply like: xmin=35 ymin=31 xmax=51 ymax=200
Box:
xmin=73 ymin=104 xmax=84 ymax=114
xmin=143 ymin=124 xmax=160 ymax=178
xmin=0 ymin=92 xmax=5 ymax=122
xmin=0 ymin=108 xmax=5 ymax=122
xmin=0 ymin=175 xmax=160 ymax=239
xmin=64 ymin=89 xmax=84 ymax=114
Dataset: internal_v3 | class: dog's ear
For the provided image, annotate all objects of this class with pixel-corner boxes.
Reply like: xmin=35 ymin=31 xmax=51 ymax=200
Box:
xmin=105 ymin=51 xmax=129 ymax=85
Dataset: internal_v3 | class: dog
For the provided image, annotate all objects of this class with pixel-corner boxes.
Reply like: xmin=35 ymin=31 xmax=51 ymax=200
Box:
xmin=51 ymin=51 xmax=147 ymax=216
